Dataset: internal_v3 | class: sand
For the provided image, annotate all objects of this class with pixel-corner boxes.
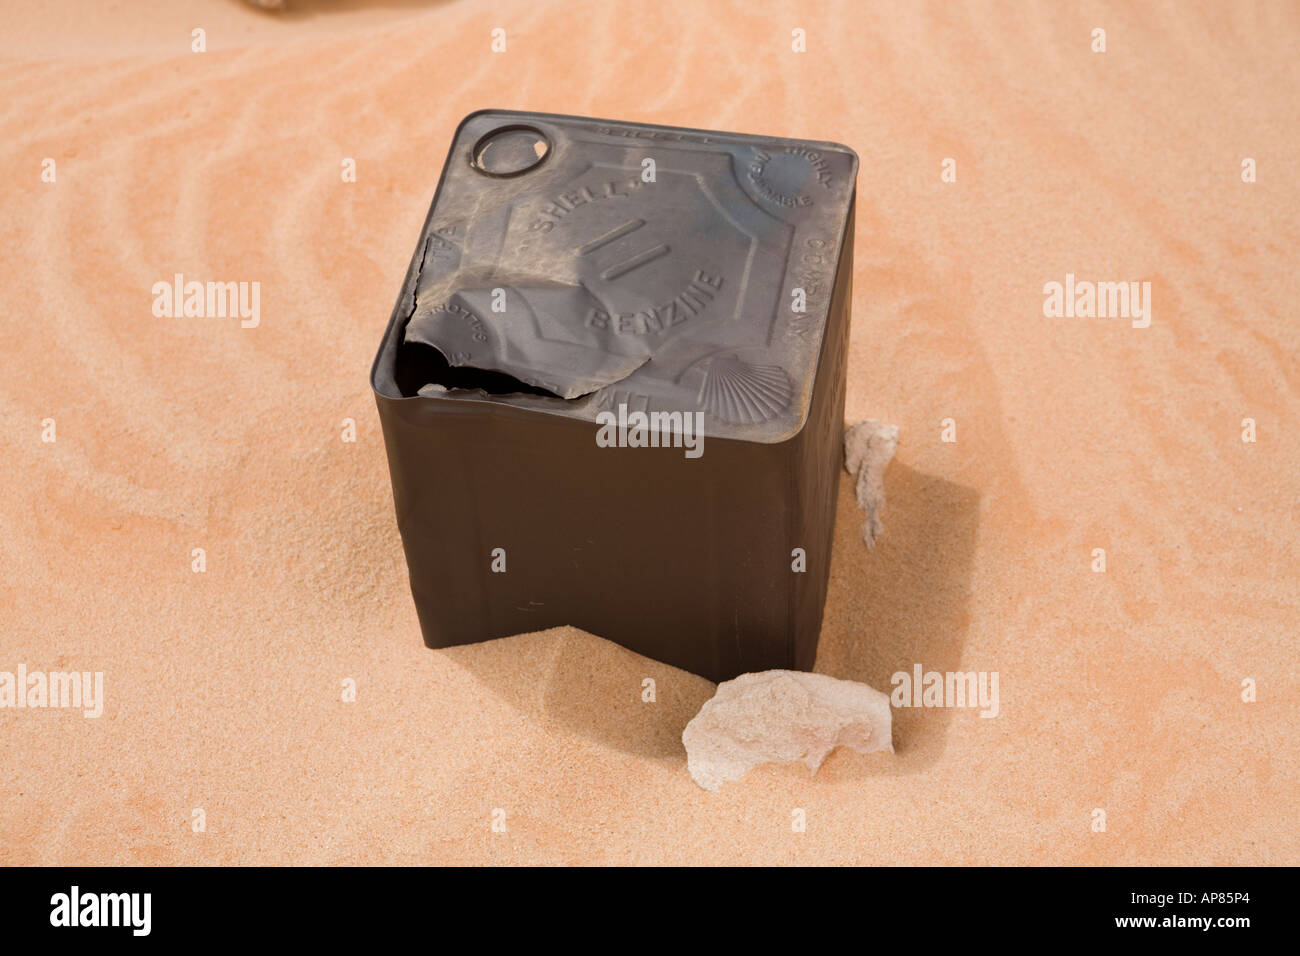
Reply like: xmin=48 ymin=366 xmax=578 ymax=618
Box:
xmin=1 ymin=0 xmax=1296 ymax=865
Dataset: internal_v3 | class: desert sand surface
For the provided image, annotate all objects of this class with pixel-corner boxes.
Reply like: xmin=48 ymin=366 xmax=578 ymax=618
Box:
xmin=1 ymin=0 xmax=1297 ymax=865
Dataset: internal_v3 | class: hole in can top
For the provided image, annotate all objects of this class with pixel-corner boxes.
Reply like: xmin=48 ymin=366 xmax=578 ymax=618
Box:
xmin=472 ymin=126 xmax=550 ymax=177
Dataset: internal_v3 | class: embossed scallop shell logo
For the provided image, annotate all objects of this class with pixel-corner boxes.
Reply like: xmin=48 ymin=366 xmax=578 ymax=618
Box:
xmin=698 ymin=354 xmax=793 ymax=424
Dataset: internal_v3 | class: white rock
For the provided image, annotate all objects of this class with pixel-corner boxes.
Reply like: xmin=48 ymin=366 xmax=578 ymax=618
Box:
xmin=844 ymin=419 xmax=900 ymax=548
xmin=682 ymin=670 xmax=893 ymax=791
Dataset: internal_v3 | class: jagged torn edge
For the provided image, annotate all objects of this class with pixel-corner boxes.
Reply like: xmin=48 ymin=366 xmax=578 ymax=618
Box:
xmin=403 ymin=236 xmax=649 ymax=400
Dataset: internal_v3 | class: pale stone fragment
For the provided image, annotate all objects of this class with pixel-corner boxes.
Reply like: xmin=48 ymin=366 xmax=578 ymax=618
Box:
xmin=683 ymin=670 xmax=893 ymax=791
xmin=844 ymin=419 xmax=900 ymax=548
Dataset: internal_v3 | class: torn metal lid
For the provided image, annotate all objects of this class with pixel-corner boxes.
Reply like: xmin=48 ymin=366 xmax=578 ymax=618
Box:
xmin=372 ymin=109 xmax=859 ymax=443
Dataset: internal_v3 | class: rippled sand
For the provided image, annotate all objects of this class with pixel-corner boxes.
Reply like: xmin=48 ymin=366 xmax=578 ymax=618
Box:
xmin=1 ymin=0 xmax=1296 ymax=864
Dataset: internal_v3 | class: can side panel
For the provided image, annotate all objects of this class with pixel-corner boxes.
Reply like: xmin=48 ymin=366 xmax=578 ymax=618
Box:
xmin=375 ymin=394 xmax=797 ymax=681
xmin=791 ymin=198 xmax=854 ymax=671
xmin=563 ymin=432 xmax=795 ymax=682
xmin=375 ymin=395 xmax=493 ymax=646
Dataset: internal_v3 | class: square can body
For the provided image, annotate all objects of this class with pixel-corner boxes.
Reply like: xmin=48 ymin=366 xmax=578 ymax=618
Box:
xmin=371 ymin=110 xmax=857 ymax=682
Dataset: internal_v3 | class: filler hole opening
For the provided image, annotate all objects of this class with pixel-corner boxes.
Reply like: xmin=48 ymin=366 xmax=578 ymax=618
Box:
xmin=471 ymin=126 xmax=550 ymax=177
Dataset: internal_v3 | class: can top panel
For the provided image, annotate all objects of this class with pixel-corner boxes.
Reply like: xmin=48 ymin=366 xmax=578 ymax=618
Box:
xmin=373 ymin=109 xmax=858 ymax=443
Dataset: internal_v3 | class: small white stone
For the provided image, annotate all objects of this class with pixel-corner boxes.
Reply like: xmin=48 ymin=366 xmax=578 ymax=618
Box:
xmin=844 ymin=419 xmax=900 ymax=548
xmin=683 ymin=670 xmax=893 ymax=791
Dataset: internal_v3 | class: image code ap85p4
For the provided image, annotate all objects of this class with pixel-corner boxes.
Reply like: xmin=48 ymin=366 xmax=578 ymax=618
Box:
xmin=371 ymin=109 xmax=859 ymax=683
